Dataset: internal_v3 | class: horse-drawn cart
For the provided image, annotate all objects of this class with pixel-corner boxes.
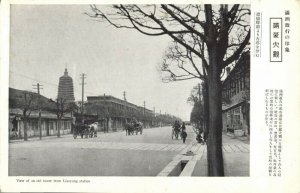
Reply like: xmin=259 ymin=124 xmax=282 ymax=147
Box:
xmin=125 ymin=121 xmax=143 ymax=136
xmin=73 ymin=123 xmax=97 ymax=139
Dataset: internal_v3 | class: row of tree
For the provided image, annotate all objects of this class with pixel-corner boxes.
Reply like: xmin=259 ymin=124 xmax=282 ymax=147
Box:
xmin=86 ymin=4 xmax=250 ymax=176
xmin=9 ymin=88 xmax=76 ymax=140
xmin=9 ymin=88 xmax=179 ymax=140
xmin=188 ymin=83 xmax=205 ymax=131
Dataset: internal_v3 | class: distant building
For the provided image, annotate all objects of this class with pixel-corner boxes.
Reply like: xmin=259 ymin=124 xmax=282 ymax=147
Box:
xmin=85 ymin=95 xmax=154 ymax=131
xmin=84 ymin=95 xmax=179 ymax=132
xmin=222 ymin=51 xmax=250 ymax=137
xmin=57 ymin=68 xmax=75 ymax=103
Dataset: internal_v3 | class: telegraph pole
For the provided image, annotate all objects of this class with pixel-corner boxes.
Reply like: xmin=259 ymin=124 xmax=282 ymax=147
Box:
xmin=104 ymin=93 xmax=107 ymax=133
xmin=80 ymin=73 xmax=86 ymax=123
xmin=33 ymin=83 xmax=43 ymax=95
xmin=143 ymin=101 xmax=146 ymax=116
xmin=123 ymin=91 xmax=127 ymax=126
xmin=123 ymin=91 xmax=127 ymax=101
xmin=198 ymin=83 xmax=203 ymax=130
xmin=160 ymin=110 xmax=162 ymax=127
xmin=153 ymin=106 xmax=156 ymax=127
xmin=143 ymin=101 xmax=146 ymax=127
xmin=33 ymin=83 xmax=43 ymax=140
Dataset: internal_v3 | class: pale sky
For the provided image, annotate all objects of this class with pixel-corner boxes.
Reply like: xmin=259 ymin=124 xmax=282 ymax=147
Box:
xmin=9 ymin=5 xmax=200 ymax=121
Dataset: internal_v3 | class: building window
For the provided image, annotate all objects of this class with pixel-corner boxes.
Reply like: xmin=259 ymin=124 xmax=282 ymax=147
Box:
xmin=240 ymin=76 xmax=243 ymax=91
xmin=233 ymin=107 xmax=243 ymax=130
xmin=232 ymin=77 xmax=236 ymax=96
xmin=240 ymin=66 xmax=245 ymax=91
xmin=242 ymin=73 xmax=245 ymax=90
xmin=227 ymin=84 xmax=230 ymax=99
xmin=236 ymin=72 xmax=241 ymax=93
xmin=234 ymin=80 xmax=237 ymax=95
xmin=230 ymin=80 xmax=233 ymax=98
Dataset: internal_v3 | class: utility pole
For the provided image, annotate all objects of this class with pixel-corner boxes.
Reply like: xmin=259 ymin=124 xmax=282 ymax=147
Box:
xmin=143 ymin=101 xmax=145 ymax=116
xmin=198 ymin=83 xmax=203 ymax=130
xmin=153 ymin=106 xmax=155 ymax=128
xmin=33 ymin=83 xmax=43 ymax=140
xmin=104 ymin=93 xmax=107 ymax=133
xmin=123 ymin=91 xmax=127 ymax=101
xmin=33 ymin=83 xmax=43 ymax=95
xmin=143 ymin=101 xmax=146 ymax=127
xmin=80 ymin=73 xmax=86 ymax=123
xmin=123 ymin=91 xmax=127 ymax=126
xmin=160 ymin=110 xmax=162 ymax=127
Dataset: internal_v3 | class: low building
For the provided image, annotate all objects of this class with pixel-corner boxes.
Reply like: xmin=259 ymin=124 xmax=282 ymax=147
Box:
xmin=9 ymin=87 xmax=74 ymax=139
xmin=9 ymin=108 xmax=73 ymax=139
xmin=85 ymin=95 xmax=155 ymax=132
xmin=222 ymin=52 xmax=250 ymax=137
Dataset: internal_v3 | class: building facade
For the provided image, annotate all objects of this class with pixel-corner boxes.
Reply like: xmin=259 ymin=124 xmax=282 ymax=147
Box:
xmin=85 ymin=95 xmax=154 ymax=132
xmin=84 ymin=95 xmax=178 ymax=132
xmin=222 ymin=52 xmax=250 ymax=137
xmin=57 ymin=68 xmax=75 ymax=103
xmin=9 ymin=108 xmax=73 ymax=139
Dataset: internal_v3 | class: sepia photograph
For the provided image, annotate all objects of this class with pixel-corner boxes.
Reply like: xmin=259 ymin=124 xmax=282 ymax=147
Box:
xmin=8 ymin=4 xmax=250 ymax=177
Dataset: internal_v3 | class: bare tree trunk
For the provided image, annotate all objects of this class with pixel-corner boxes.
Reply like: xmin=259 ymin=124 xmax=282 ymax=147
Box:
xmin=57 ymin=119 xmax=61 ymax=137
xmin=202 ymin=80 xmax=209 ymax=141
xmin=24 ymin=119 xmax=28 ymax=141
xmin=38 ymin=111 xmax=42 ymax=140
xmin=206 ymin=56 xmax=224 ymax=176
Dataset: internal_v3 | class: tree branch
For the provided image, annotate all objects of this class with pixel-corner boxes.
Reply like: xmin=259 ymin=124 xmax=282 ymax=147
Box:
xmin=222 ymin=30 xmax=250 ymax=67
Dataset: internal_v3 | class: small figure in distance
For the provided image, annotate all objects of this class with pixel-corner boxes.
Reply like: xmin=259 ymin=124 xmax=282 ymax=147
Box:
xmin=181 ymin=122 xmax=187 ymax=143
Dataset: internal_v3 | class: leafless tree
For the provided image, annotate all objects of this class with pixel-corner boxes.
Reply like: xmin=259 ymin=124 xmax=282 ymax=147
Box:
xmin=55 ymin=98 xmax=76 ymax=137
xmin=86 ymin=4 xmax=250 ymax=176
xmin=21 ymin=92 xmax=35 ymax=141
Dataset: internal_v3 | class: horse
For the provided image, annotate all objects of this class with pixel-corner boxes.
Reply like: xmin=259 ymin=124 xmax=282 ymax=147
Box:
xmin=124 ymin=122 xmax=135 ymax=136
xmin=73 ymin=123 xmax=85 ymax=139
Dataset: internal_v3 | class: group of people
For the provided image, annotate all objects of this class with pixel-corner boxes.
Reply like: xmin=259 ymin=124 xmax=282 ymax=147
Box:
xmin=73 ymin=122 xmax=97 ymax=139
xmin=173 ymin=120 xmax=208 ymax=145
xmin=195 ymin=126 xmax=207 ymax=145
xmin=130 ymin=117 xmax=140 ymax=128
xmin=172 ymin=120 xmax=187 ymax=143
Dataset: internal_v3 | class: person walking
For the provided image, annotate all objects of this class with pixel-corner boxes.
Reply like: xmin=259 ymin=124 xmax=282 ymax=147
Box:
xmin=181 ymin=122 xmax=187 ymax=143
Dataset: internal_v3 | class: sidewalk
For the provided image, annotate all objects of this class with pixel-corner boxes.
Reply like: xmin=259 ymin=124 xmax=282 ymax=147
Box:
xmin=225 ymin=132 xmax=250 ymax=144
xmin=9 ymin=134 xmax=73 ymax=144
xmin=9 ymin=130 xmax=123 ymax=144
xmin=192 ymin=134 xmax=250 ymax=176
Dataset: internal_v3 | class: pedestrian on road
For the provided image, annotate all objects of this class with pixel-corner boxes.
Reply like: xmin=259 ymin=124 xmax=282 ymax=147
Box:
xmin=181 ymin=122 xmax=187 ymax=143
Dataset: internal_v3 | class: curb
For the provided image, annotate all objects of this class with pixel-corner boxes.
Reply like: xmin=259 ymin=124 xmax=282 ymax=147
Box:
xmin=157 ymin=143 xmax=206 ymax=176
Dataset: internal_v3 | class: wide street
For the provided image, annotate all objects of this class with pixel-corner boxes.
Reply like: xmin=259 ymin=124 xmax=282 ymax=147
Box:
xmin=9 ymin=126 xmax=249 ymax=176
